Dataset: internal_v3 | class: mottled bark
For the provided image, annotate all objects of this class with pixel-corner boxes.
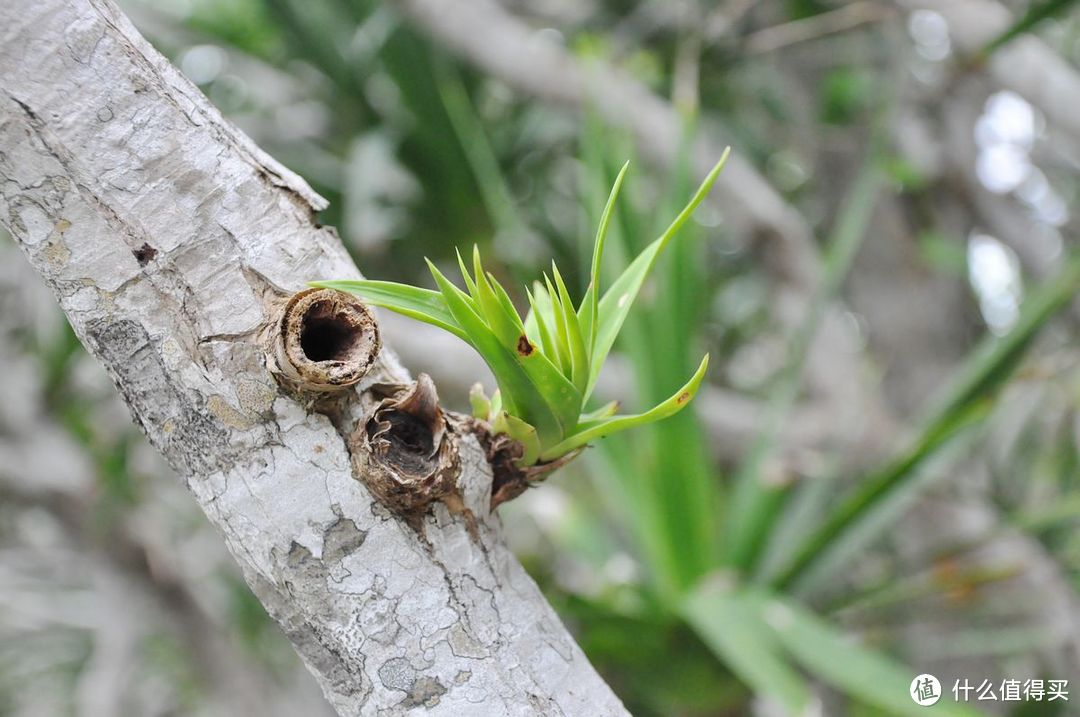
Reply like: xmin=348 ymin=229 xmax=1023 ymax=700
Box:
xmin=0 ymin=1 xmax=626 ymax=714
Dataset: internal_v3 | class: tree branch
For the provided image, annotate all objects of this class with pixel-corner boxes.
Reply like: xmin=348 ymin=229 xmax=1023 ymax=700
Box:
xmin=743 ymin=1 xmax=894 ymax=55
xmin=0 ymin=0 xmax=626 ymax=714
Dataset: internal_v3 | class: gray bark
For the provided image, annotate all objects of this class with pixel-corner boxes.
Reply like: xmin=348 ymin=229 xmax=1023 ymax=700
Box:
xmin=0 ymin=1 xmax=627 ymax=714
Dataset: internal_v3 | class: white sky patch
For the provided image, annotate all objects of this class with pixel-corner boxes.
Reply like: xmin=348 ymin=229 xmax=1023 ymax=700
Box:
xmin=968 ymin=233 xmax=1023 ymax=335
xmin=976 ymin=91 xmax=1037 ymax=149
xmin=973 ymin=91 xmax=1042 ymax=195
xmin=972 ymin=92 xmax=1069 ymax=234
xmin=976 ymin=144 xmax=1031 ymax=194
xmin=908 ymin=10 xmax=951 ymax=61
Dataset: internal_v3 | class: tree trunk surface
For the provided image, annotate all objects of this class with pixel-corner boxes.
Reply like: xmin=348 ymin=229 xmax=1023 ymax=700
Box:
xmin=0 ymin=1 xmax=627 ymax=714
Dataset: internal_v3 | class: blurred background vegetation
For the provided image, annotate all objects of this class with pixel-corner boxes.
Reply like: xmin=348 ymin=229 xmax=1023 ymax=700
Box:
xmin=2 ymin=0 xmax=1080 ymax=715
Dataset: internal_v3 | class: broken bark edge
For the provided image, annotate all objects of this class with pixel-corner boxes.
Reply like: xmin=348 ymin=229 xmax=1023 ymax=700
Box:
xmin=268 ymin=288 xmax=380 ymax=393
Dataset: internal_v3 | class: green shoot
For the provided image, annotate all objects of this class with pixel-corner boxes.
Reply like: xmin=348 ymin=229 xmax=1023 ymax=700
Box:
xmin=312 ymin=150 xmax=729 ymax=466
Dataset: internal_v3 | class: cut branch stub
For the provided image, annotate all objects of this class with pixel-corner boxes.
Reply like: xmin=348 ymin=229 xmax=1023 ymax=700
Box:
xmin=352 ymin=373 xmax=460 ymax=516
xmin=270 ymin=288 xmax=380 ymax=392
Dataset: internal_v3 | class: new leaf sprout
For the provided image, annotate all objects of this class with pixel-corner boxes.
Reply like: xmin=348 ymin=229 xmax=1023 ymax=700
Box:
xmin=312 ymin=149 xmax=729 ymax=466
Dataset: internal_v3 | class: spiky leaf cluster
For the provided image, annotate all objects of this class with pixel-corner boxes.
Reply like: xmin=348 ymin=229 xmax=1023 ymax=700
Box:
xmin=313 ymin=150 xmax=729 ymax=466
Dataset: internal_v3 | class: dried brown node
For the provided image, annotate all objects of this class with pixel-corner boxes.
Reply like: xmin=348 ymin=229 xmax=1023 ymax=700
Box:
xmin=351 ymin=374 xmax=461 ymax=519
xmin=480 ymin=426 xmax=582 ymax=509
xmin=270 ymin=288 xmax=380 ymax=392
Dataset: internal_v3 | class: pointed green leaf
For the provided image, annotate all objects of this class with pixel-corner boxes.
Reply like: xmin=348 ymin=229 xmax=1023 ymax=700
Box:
xmin=455 ymin=247 xmax=478 ymax=297
xmin=427 ymin=259 xmax=543 ymax=428
xmin=587 ymin=149 xmax=729 ymax=400
xmin=578 ymin=284 xmax=596 ymax=355
xmin=580 ymin=400 xmax=619 ymax=422
xmin=422 ymin=259 xmax=480 ymax=312
xmin=543 ymin=274 xmax=574 ymax=377
xmin=524 ymin=286 xmax=559 ymax=359
xmin=472 ymin=245 xmax=524 ymax=345
xmin=552 ymin=262 xmax=590 ymax=393
xmin=427 ymin=260 xmax=581 ymax=441
xmin=525 ymin=281 xmax=559 ymax=344
xmin=540 ymin=354 xmax=709 ymax=460
xmin=582 ymin=160 xmax=630 ymax=351
xmin=487 ymin=272 xmax=527 ymax=335
xmin=308 ymin=280 xmax=467 ymax=343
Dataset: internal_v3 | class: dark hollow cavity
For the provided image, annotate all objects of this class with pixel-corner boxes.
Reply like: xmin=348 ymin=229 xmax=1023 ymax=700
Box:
xmin=300 ymin=301 xmax=362 ymax=363
xmin=368 ymin=409 xmax=436 ymax=475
